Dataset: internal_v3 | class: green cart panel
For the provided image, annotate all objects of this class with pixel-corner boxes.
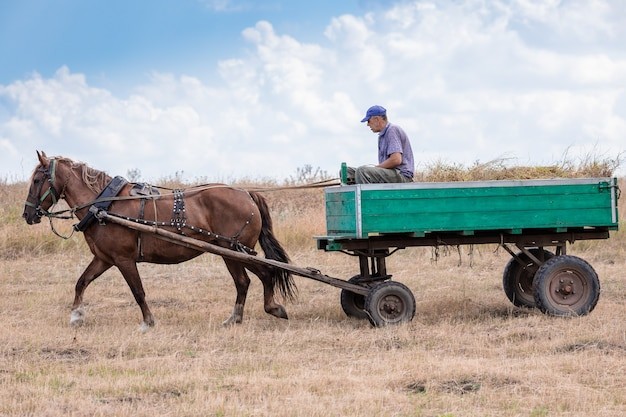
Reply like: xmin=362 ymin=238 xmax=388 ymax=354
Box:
xmin=324 ymin=178 xmax=619 ymax=239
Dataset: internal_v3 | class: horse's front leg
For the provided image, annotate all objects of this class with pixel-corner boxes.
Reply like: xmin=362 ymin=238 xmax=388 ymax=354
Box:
xmin=116 ymin=259 xmax=155 ymax=331
xmin=222 ymin=260 xmax=251 ymax=326
xmin=71 ymin=256 xmax=112 ymax=326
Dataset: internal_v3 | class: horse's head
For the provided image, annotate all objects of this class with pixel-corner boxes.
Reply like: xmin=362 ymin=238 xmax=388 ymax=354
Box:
xmin=23 ymin=151 xmax=64 ymax=225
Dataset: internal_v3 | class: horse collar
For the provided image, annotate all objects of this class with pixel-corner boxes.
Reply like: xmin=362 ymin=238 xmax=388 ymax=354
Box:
xmin=73 ymin=176 xmax=128 ymax=232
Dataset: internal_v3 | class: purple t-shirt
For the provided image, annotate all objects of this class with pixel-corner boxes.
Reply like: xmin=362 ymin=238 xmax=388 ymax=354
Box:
xmin=378 ymin=123 xmax=414 ymax=178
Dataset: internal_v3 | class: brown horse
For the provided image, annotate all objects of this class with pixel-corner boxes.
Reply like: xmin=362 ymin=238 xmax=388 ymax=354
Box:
xmin=22 ymin=151 xmax=296 ymax=330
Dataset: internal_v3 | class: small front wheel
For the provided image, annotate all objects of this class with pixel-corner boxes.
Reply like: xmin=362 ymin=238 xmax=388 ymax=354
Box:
xmin=365 ymin=281 xmax=416 ymax=327
xmin=340 ymin=276 xmax=369 ymax=320
xmin=533 ymin=255 xmax=600 ymax=316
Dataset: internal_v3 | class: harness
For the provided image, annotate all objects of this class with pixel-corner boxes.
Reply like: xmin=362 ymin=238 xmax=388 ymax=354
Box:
xmin=80 ymin=184 xmax=257 ymax=255
xmin=73 ymin=176 xmax=128 ymax=232
xmin=106 ymin=210 xmax=257 ymax=255
xmin=171 ymin=189 xmax=186 ymax=232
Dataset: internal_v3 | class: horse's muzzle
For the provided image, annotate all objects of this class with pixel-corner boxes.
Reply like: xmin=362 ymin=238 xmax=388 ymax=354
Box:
xmin=23 ymin=208 xmax=42 ymax=225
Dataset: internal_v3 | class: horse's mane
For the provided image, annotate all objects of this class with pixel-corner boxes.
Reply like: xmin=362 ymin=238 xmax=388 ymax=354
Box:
xmin=56 ymin=156 xmax=112 ymax=193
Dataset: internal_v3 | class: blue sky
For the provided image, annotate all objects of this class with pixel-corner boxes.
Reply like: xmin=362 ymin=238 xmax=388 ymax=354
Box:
xmin=0 ymin=0 xmax=366 ymax=91
xmin=1 ymin=0 xmax=625 ymax=182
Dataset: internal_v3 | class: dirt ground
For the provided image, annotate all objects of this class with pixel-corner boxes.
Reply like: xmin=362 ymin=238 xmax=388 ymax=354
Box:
xmin=1 ymin=241 xmax=625 ymax=416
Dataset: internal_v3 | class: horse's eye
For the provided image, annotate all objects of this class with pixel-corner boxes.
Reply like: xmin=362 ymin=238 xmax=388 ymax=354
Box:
xmin=34 ymin=178 xmax=41 ymax=184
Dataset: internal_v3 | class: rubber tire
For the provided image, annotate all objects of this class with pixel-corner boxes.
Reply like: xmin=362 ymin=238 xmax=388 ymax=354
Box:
xmin=365 ymin=281 xmax=416 ymax=327
xmin=533 ymin=255 xmax=600 ymax=317
xmin=502 ymin=248 xmax=554 ymax=308
xmin=340 ymin=276 xmax=369 ymax=320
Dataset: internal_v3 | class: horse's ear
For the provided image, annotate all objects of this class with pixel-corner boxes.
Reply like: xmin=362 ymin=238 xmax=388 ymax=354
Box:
xmin=37 ymin=151 xmax=49 ymax=166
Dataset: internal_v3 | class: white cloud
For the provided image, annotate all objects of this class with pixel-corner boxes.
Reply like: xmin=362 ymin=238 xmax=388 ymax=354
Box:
xmin=199 ymin=0 xmax=248 ymax=13
xmin=1 ymin=0 xmax=625 ymax=183
xmin=512 ymin=0 xmax=614 ymax=39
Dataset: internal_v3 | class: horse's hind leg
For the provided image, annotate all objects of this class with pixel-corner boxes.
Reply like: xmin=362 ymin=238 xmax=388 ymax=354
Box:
xmin=71 ymin=256 xmax=112 ymax=326
xmin=116 ymin=260 xmax=155 ymax=331
xmin=249 ymin=265 xmax=288 ymax=320
xmin=222 ymin=259 xmax=251 ymax=326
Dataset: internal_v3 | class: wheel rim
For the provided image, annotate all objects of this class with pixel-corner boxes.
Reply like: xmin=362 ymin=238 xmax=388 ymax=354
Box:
xmin=365 ymin=282 xmax=416 ymax=326
xmin=545 ymin=269 xmax=590 ymax=310
xmin=374 ymin=293 xmax=407 ymax=323
xmin=514 ymin=264 xmax=535 ymax=305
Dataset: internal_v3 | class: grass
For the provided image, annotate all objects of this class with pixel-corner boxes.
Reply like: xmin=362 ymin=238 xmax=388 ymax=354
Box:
xmin=1 ymin=162 xmax=625 ymax=416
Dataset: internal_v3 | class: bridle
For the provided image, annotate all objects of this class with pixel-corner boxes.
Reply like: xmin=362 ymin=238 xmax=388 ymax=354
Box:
xmin=24 ymin=159 xmax=69 ymax=221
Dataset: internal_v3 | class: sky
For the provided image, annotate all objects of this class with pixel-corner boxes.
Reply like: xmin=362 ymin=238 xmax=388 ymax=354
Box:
xmin=1 ymin=0 xmax=625 ymax=183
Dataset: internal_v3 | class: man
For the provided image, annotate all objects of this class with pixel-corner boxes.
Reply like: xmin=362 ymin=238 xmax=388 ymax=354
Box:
xmin=346 ymin=105 xmax=414 ymax=184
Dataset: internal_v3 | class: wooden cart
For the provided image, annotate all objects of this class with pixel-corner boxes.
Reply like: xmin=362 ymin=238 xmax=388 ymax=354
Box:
xmin=315 ymin=177 xmax=619 ymax=325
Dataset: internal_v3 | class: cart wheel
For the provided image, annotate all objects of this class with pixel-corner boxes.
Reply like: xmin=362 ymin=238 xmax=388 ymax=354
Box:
xmin=340 ymin=276 xmax=369 ymax=320
xmin=533 ymin=255 xmax=600 ymax=317
xmin=365 ymin=281 xmax=416 ymax=327
xmin=502 ymin=248 xmax=554 ymax=308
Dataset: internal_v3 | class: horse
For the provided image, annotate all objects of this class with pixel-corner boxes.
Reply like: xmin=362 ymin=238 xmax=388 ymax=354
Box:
xmin=22 ymin=151 xmax=296 ymax=330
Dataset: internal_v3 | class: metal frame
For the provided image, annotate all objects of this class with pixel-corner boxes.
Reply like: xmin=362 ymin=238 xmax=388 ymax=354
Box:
xmin=316 ymin=228 xmax=611 ymax=281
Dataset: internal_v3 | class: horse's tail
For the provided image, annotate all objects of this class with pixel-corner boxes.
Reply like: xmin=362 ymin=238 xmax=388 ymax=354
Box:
xmin=250 ymin=191 xmax=297 ymax=302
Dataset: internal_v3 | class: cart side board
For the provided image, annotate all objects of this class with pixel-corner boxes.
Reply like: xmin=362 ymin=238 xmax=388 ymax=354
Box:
xmin=321 ymin=178 xmax=619 ymax=246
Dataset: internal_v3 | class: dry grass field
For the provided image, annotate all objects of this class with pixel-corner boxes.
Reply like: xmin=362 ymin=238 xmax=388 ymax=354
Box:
xmin=1 ymin=166 xmax=624 ymax=417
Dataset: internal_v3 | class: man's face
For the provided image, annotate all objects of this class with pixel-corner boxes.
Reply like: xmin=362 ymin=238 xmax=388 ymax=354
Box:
xmin=366 ymin=116 xmax=385 ymax=133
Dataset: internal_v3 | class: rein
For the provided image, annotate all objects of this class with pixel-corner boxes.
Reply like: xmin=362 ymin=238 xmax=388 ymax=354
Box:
xmin=47 ymin=179 xmax=341 ymax=215
xmin=27 ymin=158 xmax=340 ymax=241
xmin=242 ymin=178 xmax=340 ymax=192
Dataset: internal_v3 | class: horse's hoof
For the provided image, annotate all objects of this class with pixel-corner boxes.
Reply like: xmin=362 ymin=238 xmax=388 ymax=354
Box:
xmin=69 ymin=308 xmax=85 ymax=327
xmin=222 ymin=316 xmax=242 ymax=327
xmin=267 ymin=305 xmax=289 ymax=320
xmin=139 ymin=321 xmax=153 ymax=333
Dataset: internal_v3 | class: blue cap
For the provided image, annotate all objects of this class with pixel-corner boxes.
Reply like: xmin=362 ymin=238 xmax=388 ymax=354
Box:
xmin=360 ymin=105 xmax=386 ymax=122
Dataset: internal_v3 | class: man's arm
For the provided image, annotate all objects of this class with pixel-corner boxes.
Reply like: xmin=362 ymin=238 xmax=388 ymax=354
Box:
xmin=377 ymin=152 xmax=402 ymax=169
